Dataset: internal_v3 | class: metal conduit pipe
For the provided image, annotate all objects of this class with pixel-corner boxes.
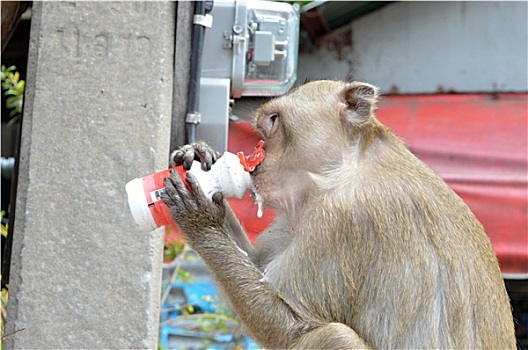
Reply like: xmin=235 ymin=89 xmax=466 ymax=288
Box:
xmin=185 ymin=1 xmax=213 ymax=144
xmin=1 ymin=157 xmax=15 ymax=181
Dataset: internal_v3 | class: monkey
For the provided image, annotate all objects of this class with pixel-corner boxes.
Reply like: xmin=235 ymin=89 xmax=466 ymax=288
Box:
xmin=161 ymin=80 xmax=517 ymax=349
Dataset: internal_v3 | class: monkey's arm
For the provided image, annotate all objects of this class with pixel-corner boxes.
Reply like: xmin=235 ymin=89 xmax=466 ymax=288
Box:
xmin=161 ymin=171 xmax=312 ymax=346
xmin=224 ymin=200 xmax=257 ymax=261
xmin=161 ymin=172 xmax=370 ymax=349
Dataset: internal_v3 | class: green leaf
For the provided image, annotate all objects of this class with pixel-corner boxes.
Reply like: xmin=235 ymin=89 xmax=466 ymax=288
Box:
xmin=6 ymin=96 xmax=18 ymax=108
xmin=5 ymin=89 xmax=17 ymax=96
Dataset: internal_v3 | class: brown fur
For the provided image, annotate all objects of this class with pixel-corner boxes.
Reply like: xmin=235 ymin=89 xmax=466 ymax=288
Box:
xmin=162 ymin=80 xmax=516 ymax=349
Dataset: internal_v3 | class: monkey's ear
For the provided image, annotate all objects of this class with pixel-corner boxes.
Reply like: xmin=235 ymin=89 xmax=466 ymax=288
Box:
xmin=338 ymin=82 xmax=379 ymax=122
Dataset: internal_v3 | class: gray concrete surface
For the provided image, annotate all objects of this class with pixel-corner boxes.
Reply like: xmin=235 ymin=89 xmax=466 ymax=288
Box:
xmin=5 ymin=2 xmax=176 ymax=348
xmin=298 ymin=1 xmax=528 ymax=94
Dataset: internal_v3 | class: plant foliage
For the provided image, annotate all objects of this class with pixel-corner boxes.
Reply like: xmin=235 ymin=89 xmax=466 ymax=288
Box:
xmin=1 ymin=65 xmax=25 ymax=118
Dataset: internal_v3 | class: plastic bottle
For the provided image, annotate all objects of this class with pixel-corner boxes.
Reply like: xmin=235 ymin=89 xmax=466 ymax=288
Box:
xmin=126 ymin=141 xmax=265 ymax=232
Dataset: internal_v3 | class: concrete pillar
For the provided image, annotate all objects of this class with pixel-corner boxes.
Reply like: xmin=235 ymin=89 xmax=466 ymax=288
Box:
xmin=5 ymin=2 xmax=176 ymax=348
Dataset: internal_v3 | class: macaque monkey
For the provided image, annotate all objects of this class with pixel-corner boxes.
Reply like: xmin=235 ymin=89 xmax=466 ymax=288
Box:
xmin=161 ymin=80 xmax=516 ymax=349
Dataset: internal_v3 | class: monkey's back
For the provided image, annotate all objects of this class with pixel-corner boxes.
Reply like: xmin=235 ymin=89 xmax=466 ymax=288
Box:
xmin=268 ymin=135 xmax=516 ymax=349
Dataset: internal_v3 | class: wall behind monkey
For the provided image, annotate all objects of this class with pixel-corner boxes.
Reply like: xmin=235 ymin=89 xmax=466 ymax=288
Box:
xmin=297 ymin=1 xmax=527 ymax=94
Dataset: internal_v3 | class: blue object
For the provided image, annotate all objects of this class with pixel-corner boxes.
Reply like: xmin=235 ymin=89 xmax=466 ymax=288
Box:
xmin=160 ymin=281 xmax=258 ymax=349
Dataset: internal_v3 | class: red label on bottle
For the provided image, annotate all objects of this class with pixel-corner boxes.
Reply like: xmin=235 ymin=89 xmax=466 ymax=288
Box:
xmin=142 ymin=166 xmax=189 ymax=228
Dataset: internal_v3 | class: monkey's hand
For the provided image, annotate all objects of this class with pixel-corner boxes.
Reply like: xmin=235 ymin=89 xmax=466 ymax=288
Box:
xmin=161 ymin=171 xmax=226 ymax=242
xmin=170 ymin=141 xmax=222 ymax=171
xmin=167 ymin=142 xmax=256 ymax=259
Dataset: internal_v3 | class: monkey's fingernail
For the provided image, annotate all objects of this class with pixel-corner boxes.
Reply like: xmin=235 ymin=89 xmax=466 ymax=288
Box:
xmin=202 ymin=162 xmax=212 ymax=171
xmin=173 ymin=151 xmax=184 ymax=160
xmin=212 ymin=192 xmax=224 ymax=205
xmin=183 ymin=160 xmax=193 ymax=170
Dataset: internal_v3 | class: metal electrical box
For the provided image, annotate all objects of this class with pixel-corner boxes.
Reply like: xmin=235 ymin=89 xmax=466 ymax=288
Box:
xmin=198 ymin=0 xmax=300 ymax=152
xmin=197 ymin=78 xmax=230 ymax=152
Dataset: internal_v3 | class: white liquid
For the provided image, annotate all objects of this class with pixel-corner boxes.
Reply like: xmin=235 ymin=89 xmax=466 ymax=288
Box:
xmin=254 ymin=192 xmax=264 ymax=218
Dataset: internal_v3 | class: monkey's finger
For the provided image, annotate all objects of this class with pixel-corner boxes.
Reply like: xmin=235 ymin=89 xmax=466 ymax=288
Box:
xmin=160 ymin=186 xmax=179 ymax=208
xmin=181 ymin=148 xmax=196 ymax=171
xmin=198 ymin=150 xmax=213 ymax=171
xmin=162 ymin=175 xmax=183 ymax=202
xmin=211 ymin=192 xmax=224 ymax=204
xmin=169 ymin=172 xmax=193 ymax=198
xmin=169 ymin=144 xmax=196 ymax=170
xmin=166 ymin=172 xmax=199 ymax=212
xmin=212 ymin=192 xmax=227 ymax=218
xmin=212 ymin=150 xmax=220 ymax=164
xmin=193 ymin=141 xmax=217 ymax=171
xmin=161 ymin=178 xmax=186 ymax=213
xmin=201 ymin=150 xmax=220 ymax=168
xmin=170 ymin=149 xmax=186 ymax=167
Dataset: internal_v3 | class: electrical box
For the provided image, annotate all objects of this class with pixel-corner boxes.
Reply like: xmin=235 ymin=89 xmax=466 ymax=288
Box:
xmin=197 ymin=78 xmax=230 ymax=152
xmin=199 ymin=0 xmax=299 ymax=152
xmin=201 ymin=0 xmax=299 ymax=97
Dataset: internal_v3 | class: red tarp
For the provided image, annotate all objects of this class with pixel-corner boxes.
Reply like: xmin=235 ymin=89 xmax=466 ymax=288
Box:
xmin=227 ymin=93 xmax=528 ymax=278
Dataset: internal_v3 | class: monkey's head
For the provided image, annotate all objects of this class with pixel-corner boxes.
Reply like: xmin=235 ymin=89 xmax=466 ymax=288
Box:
xmin=252 ymin=80 xmax=380 ymax=214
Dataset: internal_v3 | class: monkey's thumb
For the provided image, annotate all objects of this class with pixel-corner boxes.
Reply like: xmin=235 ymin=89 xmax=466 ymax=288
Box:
xmin=211 ymin=192 xmax=226 ymax=216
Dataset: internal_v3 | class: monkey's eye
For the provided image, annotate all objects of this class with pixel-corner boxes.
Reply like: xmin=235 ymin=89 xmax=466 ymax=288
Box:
xmin=267 ymin=114 xmax=280 ymax=136
xmin=270 ymin=114 xmax=278 ymax=127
